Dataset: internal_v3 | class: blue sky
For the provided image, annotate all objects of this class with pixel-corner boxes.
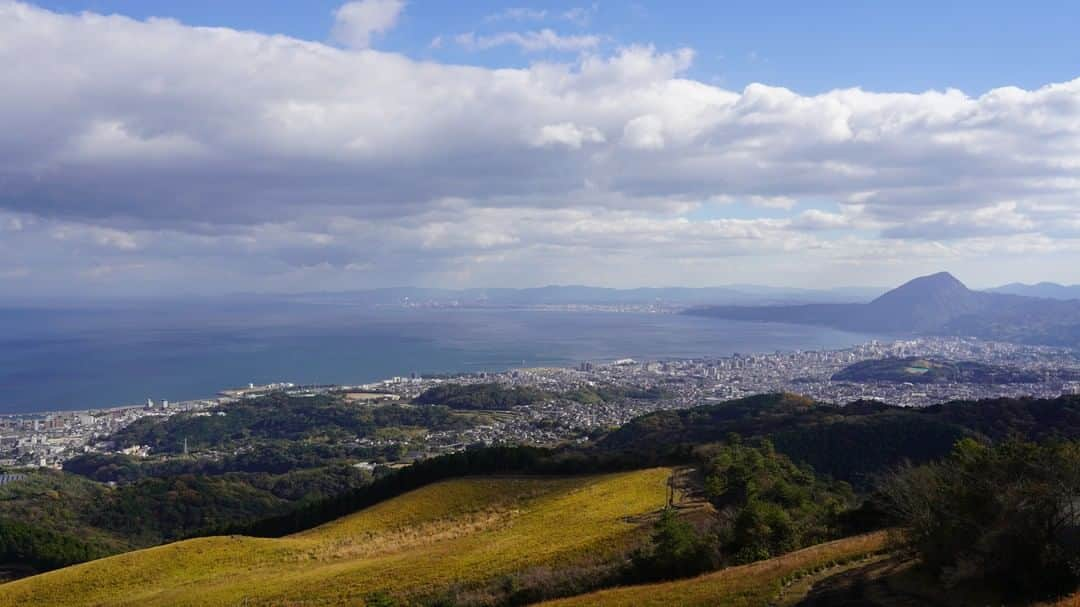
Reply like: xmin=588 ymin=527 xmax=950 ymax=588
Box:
xmin=32 ymin=0 xmax=1080 ymax=94
xmin=2 ymin=1 xmax=1080 ymax=294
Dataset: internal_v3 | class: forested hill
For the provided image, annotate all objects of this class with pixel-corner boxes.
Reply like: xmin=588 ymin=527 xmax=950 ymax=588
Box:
xmin=112 ymin=393 xmax=470 ymax=453
xmin=413 ymin=383 xmax=551 ymax=410
xmin=596 ymin=392 xmax=1080 ymax=487
xmin=831 ymin=356 xmax=1047 ymax=384
xmin=221 ymin=392 xmax=1080 ymax=542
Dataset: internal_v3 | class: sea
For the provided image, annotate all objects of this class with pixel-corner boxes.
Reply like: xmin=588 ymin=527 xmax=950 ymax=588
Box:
xmin=0 ymin=301 xmax=875 ymax=414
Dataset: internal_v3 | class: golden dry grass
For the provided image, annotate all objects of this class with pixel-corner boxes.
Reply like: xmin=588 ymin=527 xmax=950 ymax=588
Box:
xmin=0 ymin=469 xmax=671 ymax=606
xmin=537 ymin=531 xmax=889 ymax=607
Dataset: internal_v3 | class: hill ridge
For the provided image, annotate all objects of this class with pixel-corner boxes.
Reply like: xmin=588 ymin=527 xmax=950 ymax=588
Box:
xmin=0 ymin=470 xmax=672 ymax=607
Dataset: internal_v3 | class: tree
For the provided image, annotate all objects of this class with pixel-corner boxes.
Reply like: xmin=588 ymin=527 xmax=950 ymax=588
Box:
xmin=883 ymin=438 xmax=1080 ymax=599
xmin=630 ymin=508 xmax=716 ymax=581
xmin=698 ymin=439 xmax=854 ymax=563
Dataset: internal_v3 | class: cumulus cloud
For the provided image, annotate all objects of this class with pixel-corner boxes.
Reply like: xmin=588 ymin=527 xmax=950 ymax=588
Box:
xmin=331 ymin=0 xmax=404 ymax=49
xmin=621 ymin=115 xmax=666 ymax=150
xmin=749 ymin=196 xmax=797 ymax=210
xmin=882 ymin=201 xmax=1038 ymax=240
xmin=529 ymin=122 xmax=605 ymax=148
xmin=1 ymin=2 xmax=1080 ymax=293
xmin=50 ymin=225 xmax=141 ymax=250
xmin=791 ymin=209 xmax=853 ymax=231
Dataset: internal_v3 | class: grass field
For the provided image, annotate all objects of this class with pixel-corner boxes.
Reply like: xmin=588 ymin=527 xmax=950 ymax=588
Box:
xmin=538 ymin=531 xmax=889 ymax=607
xmin=0 ymin=468 xmax=671 ymax=606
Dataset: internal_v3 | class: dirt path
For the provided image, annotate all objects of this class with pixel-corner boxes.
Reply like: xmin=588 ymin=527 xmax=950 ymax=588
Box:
xmin=792 ymin=556 xmax=948 ymax=607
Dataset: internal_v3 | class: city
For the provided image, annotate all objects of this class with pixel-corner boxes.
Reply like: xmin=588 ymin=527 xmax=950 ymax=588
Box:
xmin=4 ymin=336 xmax=1079 ymax=468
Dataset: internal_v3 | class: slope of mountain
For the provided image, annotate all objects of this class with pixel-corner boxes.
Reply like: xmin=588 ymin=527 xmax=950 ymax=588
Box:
xmin=538 ymin=532 xmax=888 ymax=607
xmin=989 ymin=282 xmax=1080 ymax=300
xmin=687 ymin=272 xmax=1080 ymax=345
xmin=0 ymin=470 xmax=671 ymax=607
xmin=596 ymin=393 xmax=1080 ymax=487
xmin=861 ymin=272 xmax=1004 ymax=332
xmin=11 ymin=393 xmax=1080 ymax=604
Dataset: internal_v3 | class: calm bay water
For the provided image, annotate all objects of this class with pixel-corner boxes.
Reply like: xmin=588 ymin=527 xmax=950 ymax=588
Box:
xmin=0 ymin=303 xmax=874 ymax=414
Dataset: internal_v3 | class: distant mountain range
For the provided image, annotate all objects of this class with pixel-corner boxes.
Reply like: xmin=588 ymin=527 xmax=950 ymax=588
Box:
xmin=988 ymin=282 xmax=1080 ymax=300
xmin=687 ymin=272 xmax=1080 ymax=347
xmin=286 ymin=284 xmax=883 ymax=307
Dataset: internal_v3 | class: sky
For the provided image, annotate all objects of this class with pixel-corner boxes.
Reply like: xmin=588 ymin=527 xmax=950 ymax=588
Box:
xmin=2 ymin=0 xmax=1080 ymax=296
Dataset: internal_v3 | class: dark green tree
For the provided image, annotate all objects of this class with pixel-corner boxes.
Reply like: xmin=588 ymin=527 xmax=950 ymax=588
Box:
xmin=884 ymin=438 xmax=1080 ymax=599
xmin=630 ymin=507 xmax=716 ymax=581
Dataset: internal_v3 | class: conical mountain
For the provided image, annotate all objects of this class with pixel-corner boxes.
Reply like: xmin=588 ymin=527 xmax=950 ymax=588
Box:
xmin=687 ymin=271 xmax=1027 ymax=335
xmin=864 ymin=272 xmax=992 ymax=332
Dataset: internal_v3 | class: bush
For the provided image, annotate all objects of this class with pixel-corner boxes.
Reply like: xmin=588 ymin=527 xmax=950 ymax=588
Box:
xmin=0 ymin=518 xmax=110 ymax=572
xmin=699 ymin=439 xmax=855 ymax=563
xmin=883 ymin=438 xmax=1080 ymax=599
xmin=630 ymin=508 xmax=717 ymax=581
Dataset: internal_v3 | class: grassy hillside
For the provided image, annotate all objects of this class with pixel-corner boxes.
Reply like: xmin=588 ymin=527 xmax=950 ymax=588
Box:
xmin=0 ymin=468 xmax=671 ymax=606
xmin=538 ymin=531 xmax=888 ymax=607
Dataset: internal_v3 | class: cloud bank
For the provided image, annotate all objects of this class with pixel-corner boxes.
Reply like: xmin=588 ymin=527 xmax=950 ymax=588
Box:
xmin=1 ymin=1 xmax=1079 ymax=294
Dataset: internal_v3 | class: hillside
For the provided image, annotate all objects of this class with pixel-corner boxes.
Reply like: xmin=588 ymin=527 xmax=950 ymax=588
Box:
xmin=0 ymin=469 xmax=672 ymax=607
xmin=0 ymin=464 xmax=371 ymax=579
xmin=13 ymin=391 xmax=1080 ymax=580
xmin=9 ymin=393 xmax=1080 ymax=604
xmin=111 ymin=393 xmax=472 ymax=454
xmin=596 ymin=393 xmax=1080 ymax=487
xmin=686 ymin=272 xmax=1080 ymax=345
xmin=538 ymin=532 xmax=889 ymax=607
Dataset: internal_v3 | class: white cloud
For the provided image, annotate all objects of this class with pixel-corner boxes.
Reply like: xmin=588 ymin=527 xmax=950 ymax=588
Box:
xmin=481 ymin=6 xmax=596 ymax=26
xmin=791 ymin=209 xmax=852 ymax=231
xmin=621 ymin=115 xmax=665 ymax=150
xmin=455 ymin=29 xmax=600 ymax=52
xmin=1 ymin=215 xmax=25 ymax=232
xmin=331 ymin=0 xmax=404 ymax=49
xmin=528 ymin=122 xmax=605 ymax=148
xmin=883 ymin=201 xmax=1038 ymax=240
xmin=1 ymin=2 xmax=1080 ymax=293
xmin=50 ymin=225 xmax=140 ymax=251
xmin=749 ymin=196 xmax=796 ymax=210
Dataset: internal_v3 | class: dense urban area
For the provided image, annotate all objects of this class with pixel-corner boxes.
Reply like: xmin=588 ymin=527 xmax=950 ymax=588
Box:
xmin=3 ymin=337 xmax=1080 ymax=469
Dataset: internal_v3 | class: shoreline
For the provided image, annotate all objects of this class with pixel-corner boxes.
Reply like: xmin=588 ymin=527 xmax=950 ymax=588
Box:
xmin=4 ymin=334 xmax=1079 ymax=419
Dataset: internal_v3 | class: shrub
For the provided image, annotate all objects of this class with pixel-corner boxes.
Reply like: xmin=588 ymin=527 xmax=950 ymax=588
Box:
xmin=883 ymin=438 xmax=1080 ymax=599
